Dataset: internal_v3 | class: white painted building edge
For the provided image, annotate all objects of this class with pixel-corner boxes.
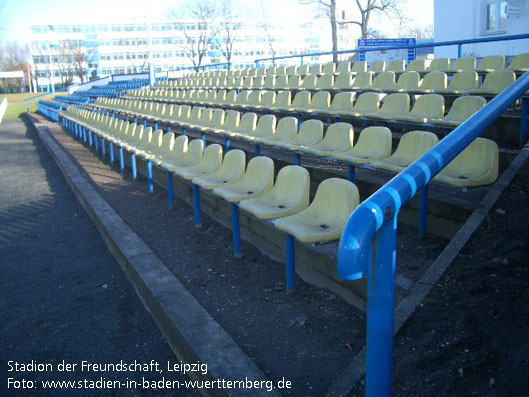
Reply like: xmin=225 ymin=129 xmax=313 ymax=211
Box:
xmin=434 ymin=0 xmax=529 ymax=58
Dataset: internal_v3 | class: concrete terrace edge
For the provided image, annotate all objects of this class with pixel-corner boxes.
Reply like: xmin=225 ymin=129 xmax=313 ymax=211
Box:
xmin=27 ymin=114 xmax=280 ymax=397
xmin=326 ymin=142 xmax=529 ymax=396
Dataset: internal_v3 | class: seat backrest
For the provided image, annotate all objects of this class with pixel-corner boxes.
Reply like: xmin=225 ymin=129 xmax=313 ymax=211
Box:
xmin=300 ymin=74 xmax=318 ymax=89
xmin=241 ymin=156 xmax=275 ymax=191
xmin=275 ymin=66 xmax=287 ymax=75
xmin=406 ymin=59 xmax=427 ymax=72
xmin=369 ymin=60 xmax=386 ymax=73
xmin=308 ymin=91 xmax=331 ymax=110
xmin=351 ymin=72 xmax=373 ymax=89
xmin=246 ymin=90 xmax=262 ymax=106
xmin=222 ymin=110 xmax=241 ymax=130
xmin=442 ymin=137 xmax=498 ymax=182
xmin=260 ymin=91 xmax=276 ymax=108
xmin=235 ymin=112 xmax=257 ymax=134
xmin=378 ymin=93 xmax=410 ymax=115
xmin=447 ymin=71 xmax=479 ymax=91
xmin=508 ymin=53 xmax=529 ymax=71
xmin=391 ymin=130 xmax=439 ymax=164
xmin=373 ymin=71 xmax=396 ymax=90
xmin=387 ymin=59 xmax=405 ymax=73
xmin=265 ymin=66 xmax=276 ymax=75
xmin=330 ymin=92 xmax=355 ymax=112
xmin=322 ymin=62 xmax=336 ymax=74
xmin=216 ymin=149 xmax=246 ymax=180
xmin=264 ymin=165 xmax=310 ymax=207
xmin=303 ymin=178 xmax=360 ymax=227
xmin=275 ymin=74 xmax=289 ymax=89
xmin=188 ymin=106 xmax=203 ymax=124
xmin=427 ymin=58 xmax=450 ymax=72
xmin=321 ymin=122 xmax=354 ymax=149
xmin=480 ymin=70 xmax=516 ymax=92
xmin=318 ymin=74 xmax=334 ymax=90
xmin=419 ymin=71 xmax=447 ymax=91
xmin=235 ymin=90 xmax=251 ymax=105
xmin=225 ymin=90 xmax=238 ymax=103
xmin=274 ymin=117 xmax=298 ymax=139
xmin=291 ymin=91 xmax=311 ymax=108
xmin=254 ymin=114 xmax=276 ymax=137
xmin=292 ymin=119 xmax=323 ymax=145
xmin=478 ymin=55 xmax=505 ymax=71
xmin=396 ymin=71 xmax=420 ymax=90
xmin=353 ymin=126 xmax=393 ymax=158
xmin=336 ymin=61 xmax=351 ymax=74
xmin=297 ymin=65 xmax=310 ymax=75
xmin=287 ymin=75 xmax=302 ymax=89
xmin=334 ymin=72 xmax=353 ymax=90
xmin=351 ymin=61 xmax=367 ymax=73
xmin=198 ymin=107 xmax=213 ymax=125
xmin=443 ymin=96 xmax=487 ymax=123
xmin=409 ymin=94 xmax=445 ymax=119
xmin=352 ymin=92 xmax=380 ymax=112
xmin=275 ymin=91 xmax=292 ymax=108
xmin=210 ymin=109 xmax=225 ymax=129
xmin=286 ymin=65 xmax=298 ymax=75
xmin=263 ymin=75 xmax=276 ymax=89
xmin=309 ymin=64 xmax=323 ymax=74
xmin=242 ymin=76 xmax=254 ymax=89
xmin=200 ymin=143 xmax=223 ymax=168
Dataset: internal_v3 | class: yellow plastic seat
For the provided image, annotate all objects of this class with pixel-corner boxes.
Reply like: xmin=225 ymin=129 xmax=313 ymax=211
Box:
xmin=432 ymin=95 xmax=487 ymax=127
xmin=240 ymin=166 xmax=310 ymax=219
xmin=351 ymin=61 xmax=367 ymax=74
xmin=336 ymin=61 xmax=351 ymax=74
xmin=137 ymin=129 xmax=169 ymax=159
xmin=273 ymin=178 xmax=360 ymax=243
xmin=451 ymin=56 xmax=476 ymax=72
xmin=388 ymin=71 xmax=420 ymax=92
xmin=226 ymin=112 xmax=257 ymax=138
xmin=387 ymin=59 xmax=405 ymax=73
xmin=371 ymin=72 xmax=396 ymax=92
xmin=275 ymin=75 xmax=289 ymax=90
xmin=365 ymin=93 xmax=410 ymax=120
xmin=212 ymin=156 xmax=274 ymax=202
xmin=334 ymin=73 xmax=353 ymax=91
xmin=161 ymin=139 xmax=204 ymax=172
xmin=369 ymin=60 xmax=386 ymax=73
xmin=299 ymin=74 xmax=319 ymax=91
xmin=287 ymin=75 xmax=302 ymax=90
xmin=238 ymin=114 xmax=276 ymax=142
xmin=122 ymin=125 xmax=149 ymax=152
xmin=371 ymin=130 xmax=439 ymax=173
xmin=470 ymin=70 xmax=516 ymax=95
xmin=255 ymin=116 xmax=298 ymax=145
xmin=286 ymin=65 xmax=298 ymax=76
xmin=273 ymin=119 xmax=323 ymax=150
xmin=416 ymin=71 xmax=447 ymax=93
xmin=331 ymin=126 xmax=392 ymax=164
xmin=174 ymin=143 xmax=223 ymax=179
xmin=199 ymin=109 xmax=225 ymax=132
xmin=150 ymin=135 xmax=187 ymax=166
xmin=341 ymin=92 xmax=380 ymax=117
xmin=507 ymin=53 xmax=529 ymax=72
xmin=303 ymin=91 xmax=331 ymax=113
xmin=239 ymin=90 xmax=262 ymax=109
xmin=476 ymin=55 xmax=505 ymax=73
xmin=241 ymin=76 xmax=254 ymax=89
xmin=309 ymin=64 xmax=323 ymax=75
xmin=187 ymin=107 xmax=212 ymax=130
xmin=427 ymin=58 xmax=450 ymax=72
xmin=317 ymin=74 xmax=334 ymax=91
xmin=268 ymin=91 xmax=292 ymax=111
xmin=275 ymin=66 xmax=287 ymax=75
xmin=263 ymin=75 xmax=276 ymax=90
xmin=438 ymin=71 xmax=479 ymax=94
xmin=277 ymin=91 xmax=311 ymax=112
xmin=322 ymin=62 xmax=336 ymax=75
xmin=301 ymin=122 xmax=354 ymax=156
xmin=351 ymin=72 xmax=373 ymax=90
xmin=433 ymin=138 xmax=499 ymax=187
xmin=265 ymin=66 xmax=276 ymax=75
xmin=192 ymin=149 xmax=246 ymax=190
xmin=406 ymin=59 xmax=427 ymax=72
xmin=254 ymin=91 xmax=276 ymax=110
xmin=319 ymin=92 xmax=355 ymax=115
xmin=395 ymin=94 xmax=445 ymax=123
xmin=212 ymin=110 xmax=240 ymax=134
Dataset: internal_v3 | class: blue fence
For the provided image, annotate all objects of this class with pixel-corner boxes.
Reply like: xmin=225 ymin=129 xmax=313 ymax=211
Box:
xmin=337 ymin=71 xmax=529 ymax=396
xmin=254 ymin=33 xmax=529 ymax=67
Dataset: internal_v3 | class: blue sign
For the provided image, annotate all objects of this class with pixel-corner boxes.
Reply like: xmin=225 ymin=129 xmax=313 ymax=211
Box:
xmin=358 ymin=38 xmax=416 ymax=65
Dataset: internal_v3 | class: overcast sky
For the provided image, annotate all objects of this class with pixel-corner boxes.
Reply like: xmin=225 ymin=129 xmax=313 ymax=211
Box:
xmin=1 ymin=0 xmax=434 ymax=43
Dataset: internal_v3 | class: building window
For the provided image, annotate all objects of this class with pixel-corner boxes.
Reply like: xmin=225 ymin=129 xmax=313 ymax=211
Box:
xmin=483 ymin=0 xmax=507 ymax=33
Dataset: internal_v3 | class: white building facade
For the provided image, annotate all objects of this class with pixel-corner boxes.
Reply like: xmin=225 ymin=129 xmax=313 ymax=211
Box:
xmin=434 ymin=0 xmax=529 ymax=58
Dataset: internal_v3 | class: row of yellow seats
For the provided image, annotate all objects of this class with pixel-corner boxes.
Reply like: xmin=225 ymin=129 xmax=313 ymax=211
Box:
xmin=141 ymin=69 xmax=519 ymax=97
xmin=84 ymin=102 xmax=498 ymax=188
xmin=107 ymin=89 xmax=488 ymax=128
xmin=62 ymin=106 xmax=360 ymax=244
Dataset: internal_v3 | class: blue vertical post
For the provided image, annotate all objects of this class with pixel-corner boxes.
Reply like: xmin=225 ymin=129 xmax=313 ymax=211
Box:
xmin=365 ymin=215 xmax=397 ymax=397
xmin=154 ymin=122 xmax=158 ymax=130
xmin=181 ymin=128 xmax=186 ymax=136
xmin=94 ymin=134 xmax=99 ymax=151
xmin=147 ymin=161 xmax=154 ymax=192
xmin=457 ymin=43 xmax=462 ymax=58
xmin=88 ymin=130 xmax=93 ymax=147
xmin=192 ymin=184 xmax=202 ymax=227
xmin=348 ymin=164 xmax=356 ymax=183
xmin=119 ymin=147 xmax=124 ymax=170
xmin=254 ymin=143 xmax=261 ymax=156
xmin=167 ymin=125 xmax=171 ymax=133
xmin=520 ymin=97 xmax=528 ymax=145
xmin=294 ymin=153 xmax=301 ymax=166
xmin=419 ymin=184 xmax=429 ymax=237
xmin=225 ymin=137 xmax=231 ymax=152
xmin=201 ymin=132 xmax=206 ymax=149
xmin=149 ymin=63 xmax=156 ymax=87
xmin=101 ymin=137 xmax=106 ymax=158
xmin=109 ymin=142 xmax=114 ymax=163
xmin=231 ymin=203 xmax=242 ymax=258
xmin=134 ymin=116 xmax=138 ymax=124
xmin=285 ymin=233 xmax=296 ymax=289
xmin=143 ymin=119 xmax=147 ymax=128
xmin=166 ymin=171 xmax=175 ymax=208
xmin=131 ymin=154 xmax=137 ymax=180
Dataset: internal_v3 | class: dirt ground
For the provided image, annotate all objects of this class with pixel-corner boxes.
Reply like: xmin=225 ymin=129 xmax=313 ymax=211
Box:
xmin=351 ymin=156 xmax=529 ymax=396
xmin=40 ymin=114 xmax=457 ymax=396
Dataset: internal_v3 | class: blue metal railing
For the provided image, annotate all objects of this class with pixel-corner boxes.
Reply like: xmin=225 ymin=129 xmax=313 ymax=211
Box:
xmin=254 ymin=33 xmax=529 ymax=67
xmin=24 ymin=87 xmax=69 ymax=111
xmin=337 ymin=71 xmax=529 ymax=396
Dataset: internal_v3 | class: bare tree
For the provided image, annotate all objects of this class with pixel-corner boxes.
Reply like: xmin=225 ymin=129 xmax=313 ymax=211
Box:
xmin=345 ymin=0 xmax=403 ymax=39
xmin=299 ymin=0 xmax=339 ymax=63
xmin=0 ymin=41 xmax=31 ymax=90
xmin=400 ymin=24 xmax=434 ymax=40
xmin=218 ymin=0 xmax=241 ymax=65
xmin=68 ymin=40 xmax=88 ymax=83
xmin=169 ymin=0 xmax=220 ymax=71
xmin=253 ymin=1 xmax=278 ymax=66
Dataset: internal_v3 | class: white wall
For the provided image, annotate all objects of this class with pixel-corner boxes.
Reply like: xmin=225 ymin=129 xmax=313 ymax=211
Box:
xmin=434 ymin=0 xmax=529 ymax=59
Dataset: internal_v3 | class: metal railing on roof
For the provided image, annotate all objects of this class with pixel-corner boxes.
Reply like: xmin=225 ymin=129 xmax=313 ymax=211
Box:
xmin=337 ymin=71 xmax=529 ymax=397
